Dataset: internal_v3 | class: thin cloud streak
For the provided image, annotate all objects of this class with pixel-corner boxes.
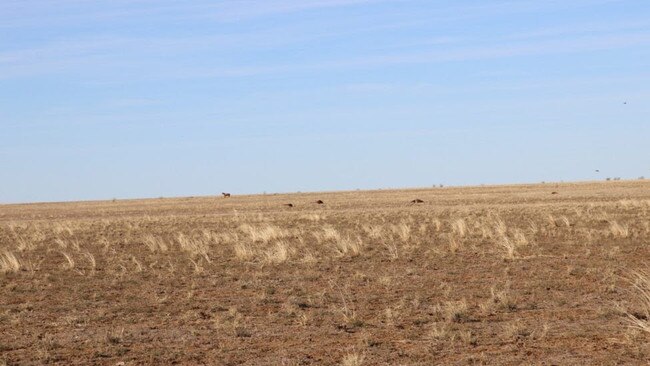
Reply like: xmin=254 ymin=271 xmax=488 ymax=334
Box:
xmin=2 ymin=18 xmax=649 ymax=81
xmin=205 ymin=0 xmax=403 ymax=21
xmin=163 ymin=32 xmax=650 ymax=80
xmin=0 ymin=0 xmax=625 ymax=28
xmin=505 ymin=19 xmax=650 ymax=41
xmin=0 ymin=0 xmax=401 ymax=28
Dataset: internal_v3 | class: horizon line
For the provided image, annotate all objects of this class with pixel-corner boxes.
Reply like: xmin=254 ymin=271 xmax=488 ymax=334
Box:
xmin=1 ymin=178 xmax=645 ymax=207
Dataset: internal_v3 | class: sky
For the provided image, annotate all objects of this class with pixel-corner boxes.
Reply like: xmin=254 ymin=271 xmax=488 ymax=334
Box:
xmin=1 ymin=0 xmax=649 ymax=203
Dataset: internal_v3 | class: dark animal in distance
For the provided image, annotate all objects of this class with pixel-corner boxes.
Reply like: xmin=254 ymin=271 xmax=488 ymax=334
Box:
xmin=284 ymin=203 xmax=294 ymax=207
xmin=411 ymin=199 xmax=424 ymax=204
xmin=222 ymin=192 xmax=231 ymax=198
xmin=551 ymin=192 xmax=558 ymax=195
xmin=315 ymin=200 xmax=324 ymax=204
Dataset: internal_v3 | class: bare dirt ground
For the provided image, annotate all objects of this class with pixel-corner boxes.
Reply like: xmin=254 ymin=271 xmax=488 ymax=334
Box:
xmin=1 ymin=181 xmax=650 ymax=365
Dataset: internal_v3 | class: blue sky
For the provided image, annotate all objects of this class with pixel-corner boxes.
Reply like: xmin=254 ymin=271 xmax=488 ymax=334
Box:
xmin=1 ymin=0 xmax=649 ymax=203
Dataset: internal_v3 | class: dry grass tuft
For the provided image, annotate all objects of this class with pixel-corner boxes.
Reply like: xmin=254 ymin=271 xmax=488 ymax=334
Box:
xmin=452 ymin=219 xmax=468 ymax=238
xmin=362 ymin=224 xmax=384 ymax=239
xmin=233 ymin=242 xmax=256 ymax=262
xmin=383 ymin=241 xmax=399 ymax=261
xmin=547 ymin=214 xmax=570 ymax=228
xmin=448 ymin=237 xmax=462 ymax=254
xmin=263 ymin=241 xmax=292 ymax=264
xmin=481 ymin=283 xmax=516 ymax=314
xmin=427 ymin=322 xmax=450 ymax=341
xmin=301 ymin=213 xmax=322 ymax=221
xmin=175 ymin=233 xmax=211 ymax=262
xmin=626 ymin=270 xmax=650 ymax=334
xmin=333 ymin=236 xmax=363 ymax=257
xmin=240 ymin=224 xmax=288 ymax=244
xmin=391 ymin=222 xmax=411 ymax=242
xmin=315 ymin=226 xmax=342 ymax=243
xmin=0 ymin=251 xmax=21 ymax=273
xmin=494 ymin=217 xmax=508 ymax=237
xmin=609 ymin=221 xmax=630 ymax=238
xmin=430 ymin=218 xmax=442 ymax=232
xmin=502 ymin=320 xmax=531 ymax=341
xmin=143 ymin=234 xmax=168 ymax=252
xmin=437 ymin=299 xmax=469 ymax=323
xmin=341 ymin=352 xmax=365 ymax=366
xmin=60 ymin=251 xmax=75 ymax=270
xmin=497 ymin=236 xmax=517 ymax=259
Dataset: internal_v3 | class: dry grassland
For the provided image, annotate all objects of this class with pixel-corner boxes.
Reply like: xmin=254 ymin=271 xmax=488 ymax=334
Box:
xmin=1 ymin=181 xmax=650 ymax=365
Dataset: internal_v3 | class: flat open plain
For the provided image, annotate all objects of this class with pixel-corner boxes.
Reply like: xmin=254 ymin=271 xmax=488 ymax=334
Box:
xmin=1 ymin=181 xmax=650 ymax=365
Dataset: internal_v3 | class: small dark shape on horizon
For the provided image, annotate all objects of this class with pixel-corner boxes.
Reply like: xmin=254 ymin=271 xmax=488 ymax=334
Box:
xmin=411 ymin=199 xmax=424 ymax=204
xmin=284 ymin=203 xmax=294 ymax=207
xmin=222 ymin=192 xmax=231 ymax=198
xmin=315 ymin=200 xmax=324 ymax=204
xmin=595 ymin=170 xmax=600 ymax=172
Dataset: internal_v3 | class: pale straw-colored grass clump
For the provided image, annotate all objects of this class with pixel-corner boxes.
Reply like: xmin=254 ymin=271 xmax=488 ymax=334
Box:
xmin=0 ymin=250 xmax=22 ymax=273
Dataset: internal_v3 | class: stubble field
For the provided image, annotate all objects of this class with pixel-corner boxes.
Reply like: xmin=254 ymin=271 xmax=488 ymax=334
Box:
xmin=1 ymin=181 xmax=650 ymax=365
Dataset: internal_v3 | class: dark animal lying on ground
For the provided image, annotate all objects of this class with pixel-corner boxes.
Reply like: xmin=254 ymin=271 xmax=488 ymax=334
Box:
xmin=284 ymin=203 xmax=294 ymax=207
xmin=551 ymin=192 xmax=558 ymax=195
xmin=411 ymin=199 xmax=424 ymax=204
xmin=315 ymin=200 xmax=324 ymax=204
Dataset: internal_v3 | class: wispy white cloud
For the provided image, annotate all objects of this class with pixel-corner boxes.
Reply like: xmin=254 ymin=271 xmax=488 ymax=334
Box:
xmin=1 ymin=0 xmax=647 ymax=81
xmin=0 ymin=0 xmax=626 ymax=28
xmin=0 ymin=0 xmax=401 ymax=28
xmin=206 ymin=0 xmax=402 ymax=21
xmin=2 ymin=29 xmax=649 ymax=81
xmin=505 ymin=19 xmax=650 ymax=41
xmin=339 ymin=73 xmax=650 ymax=96
xmin=164 ymin=31 xmax=650 ymax=79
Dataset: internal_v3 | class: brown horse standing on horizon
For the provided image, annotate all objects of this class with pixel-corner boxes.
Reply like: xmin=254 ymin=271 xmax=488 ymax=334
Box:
xmin=222 ymin=192 xmax=231 ymax=198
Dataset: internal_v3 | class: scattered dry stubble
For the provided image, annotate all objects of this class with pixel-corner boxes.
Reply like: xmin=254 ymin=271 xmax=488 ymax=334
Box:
xmin=1 ymin=181 xmax=649 ymax=364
